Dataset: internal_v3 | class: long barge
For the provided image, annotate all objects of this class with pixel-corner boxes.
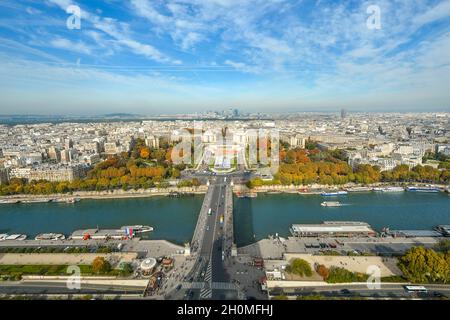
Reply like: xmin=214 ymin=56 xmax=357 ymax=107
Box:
xmin=70 ymin=225 xmax=153 ymax=240
xmin=406 ymin=186 xmax=440 ymax=193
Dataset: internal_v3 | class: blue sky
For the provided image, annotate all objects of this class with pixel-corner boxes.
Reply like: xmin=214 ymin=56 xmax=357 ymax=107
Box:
xmin=0 ymin=0 xmax=449 ymax=115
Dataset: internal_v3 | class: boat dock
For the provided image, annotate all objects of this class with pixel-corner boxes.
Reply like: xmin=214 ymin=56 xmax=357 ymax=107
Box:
xmin=70 ymin=225 xmax=152 ymax=240
xmin=0 ymin=225 xmax=153 ymax=243
xmin=290 ymin=221 xmax=376 ymax=238
xmin=385 ymin=230 xmax=443 ymax=238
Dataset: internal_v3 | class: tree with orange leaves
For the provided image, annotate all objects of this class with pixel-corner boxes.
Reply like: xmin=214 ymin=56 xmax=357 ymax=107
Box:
xmin=140 ymin=147 xmax=151 ymax=159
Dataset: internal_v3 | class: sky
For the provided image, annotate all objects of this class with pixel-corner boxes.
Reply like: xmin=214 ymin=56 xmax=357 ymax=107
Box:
xmin=0 ymin=0 xmax=449 ymax=115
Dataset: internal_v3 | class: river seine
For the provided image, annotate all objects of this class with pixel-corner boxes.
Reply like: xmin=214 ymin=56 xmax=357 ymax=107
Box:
xmin=0 ymin=192 xmax=448 ymax=246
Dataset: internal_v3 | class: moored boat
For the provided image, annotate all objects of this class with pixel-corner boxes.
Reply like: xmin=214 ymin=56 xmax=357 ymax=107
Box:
xmin=434 ymin=225 xmax=450 ymax=237
xmin=35 ymin=233 xmax=66 ymax=240
xmin=321 ymin=191 xmax=348 ymax=196
xmin=237 ymin=192 xmax=258 ymax=198
xmin=406 ymin=186 xmax=440 ymax=193
xmin=53 ymin=197 xmax=80 ymax=203
xmin=120 ymin=225 xmax=153 ymax=233
xmin=382 ymin=187 xmax=404 ymax=192
xmin=373 ymin=186 xmax=404 ymax=192
xmin=346 ymin=186 xmax=372 ymax=192
xmin=4 ymin=234 xmax=27 ymax=241
xmin=21 ymin=198 xmax=51 ymax=204
xmin=0 ymin=199 xmax=20 ymax=204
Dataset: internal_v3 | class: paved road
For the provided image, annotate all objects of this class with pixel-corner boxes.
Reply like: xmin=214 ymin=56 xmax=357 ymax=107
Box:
xmin=0 ymin=281 xmax=145 ymax=295
xmin=274 ymin=283 xmax=450 ymax=299
xmin=174 ymin=175 xmax=240 ymax=300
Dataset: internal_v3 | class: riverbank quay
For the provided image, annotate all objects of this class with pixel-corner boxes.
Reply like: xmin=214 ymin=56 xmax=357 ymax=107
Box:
xmin=0 ymin=239 xmax=185 ymax=257
xmin=0 ymin=252 xmax=137 ymax=265
xmin=0 ymin=185 xmax=208 ymax=202
xmin=235 ymin=182 xmax=449 ymax=195
xmin=238 ymin=236 xmax=442 ymax=259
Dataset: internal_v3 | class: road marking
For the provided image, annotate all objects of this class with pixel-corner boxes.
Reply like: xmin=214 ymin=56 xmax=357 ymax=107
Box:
xmin=204 ymin=261 xmax=212 ymax=282
xmin=200 ymin=287 xmax=212 ymax=299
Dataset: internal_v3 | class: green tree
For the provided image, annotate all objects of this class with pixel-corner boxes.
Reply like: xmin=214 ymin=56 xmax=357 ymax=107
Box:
xmin=398 ymin=247 xmax=450 ymax=284
xmin=285 ymin=259 xmax=313 ymax=277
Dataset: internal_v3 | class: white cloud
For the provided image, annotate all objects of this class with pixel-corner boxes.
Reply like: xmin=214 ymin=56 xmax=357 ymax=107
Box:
xmin=46 ymin=0 xmax=180 ymax=64
xmin=413 ymin=1 xmax=450 ymax=27
xmin=224 ymin=60 xmax=261 ymax=74
xmin=50 ymin=38 xmax=92 ymax=55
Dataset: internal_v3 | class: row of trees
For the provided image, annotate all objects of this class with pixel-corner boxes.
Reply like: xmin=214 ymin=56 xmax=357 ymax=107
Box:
xmin=248 ymin=144 xmax=450 ymax=187
xmin=248 ymin=162 xmax=449 ymax=188
xmin=0 ymin=138 xmax=192 ymax=195
xmin=0 ymin=175 xmax=202 ymax=195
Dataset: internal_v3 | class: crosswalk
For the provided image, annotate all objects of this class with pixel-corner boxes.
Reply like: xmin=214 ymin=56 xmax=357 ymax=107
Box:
xmin=183 ymin=281 xmax=238 ymax=290
xmin=199 ymin=261 xmax=212 ymax=299
xmin=211 ymin=282 xmax=236 ymax=290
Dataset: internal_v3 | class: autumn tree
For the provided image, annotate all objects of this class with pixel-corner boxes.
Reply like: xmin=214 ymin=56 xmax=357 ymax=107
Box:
xmin=92 ymin=257 xmax=111 ymax=274
xmin=315 ymin=264 xmax=329 ymax=280
xmin=140 ymin=147 xmax=151 ymax=159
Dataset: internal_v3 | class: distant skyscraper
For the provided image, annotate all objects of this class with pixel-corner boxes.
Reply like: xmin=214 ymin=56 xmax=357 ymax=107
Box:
xmin=233 ymin=109 xmax=239 ymax=117
xmin=48 ymin=146 xmax=61 ymax=162
xmin=65 ymin=138 xmax=73 ymax=149
xmin=341 ymin=108 xmax=347 ymax=119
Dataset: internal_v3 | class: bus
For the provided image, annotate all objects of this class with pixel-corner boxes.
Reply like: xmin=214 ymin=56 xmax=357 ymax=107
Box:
xmin=404 ymin=285 xmax=428 ymax=293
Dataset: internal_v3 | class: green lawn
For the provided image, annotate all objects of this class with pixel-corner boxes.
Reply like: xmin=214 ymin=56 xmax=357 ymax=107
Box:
xmin=0 ymin=264 xmax=129 ymax=278
xmin=0 ymin=264 xmax=93 ymax=276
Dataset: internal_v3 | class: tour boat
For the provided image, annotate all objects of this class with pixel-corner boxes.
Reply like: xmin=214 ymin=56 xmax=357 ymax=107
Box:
xmin=21 ymin=198 xmax=51 ymax=203
xmin=381 ymin=187 xmax=404 ymax=192
xmin=406 ymin=186 xmax=440 ymax=193
xmin=373 ymin=186 xmax=404 ymax=192
xmin=321 ymin=191 xmax=348 ymax=196
xmin=321 ymin=201 xmax=342 ymax=207
xmin=346 ymin=186 xmax=372 ymax=192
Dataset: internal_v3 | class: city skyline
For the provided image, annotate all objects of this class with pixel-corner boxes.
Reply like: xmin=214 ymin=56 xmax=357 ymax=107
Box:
xmin=0 ymin=0 xmax=450 ymax=115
